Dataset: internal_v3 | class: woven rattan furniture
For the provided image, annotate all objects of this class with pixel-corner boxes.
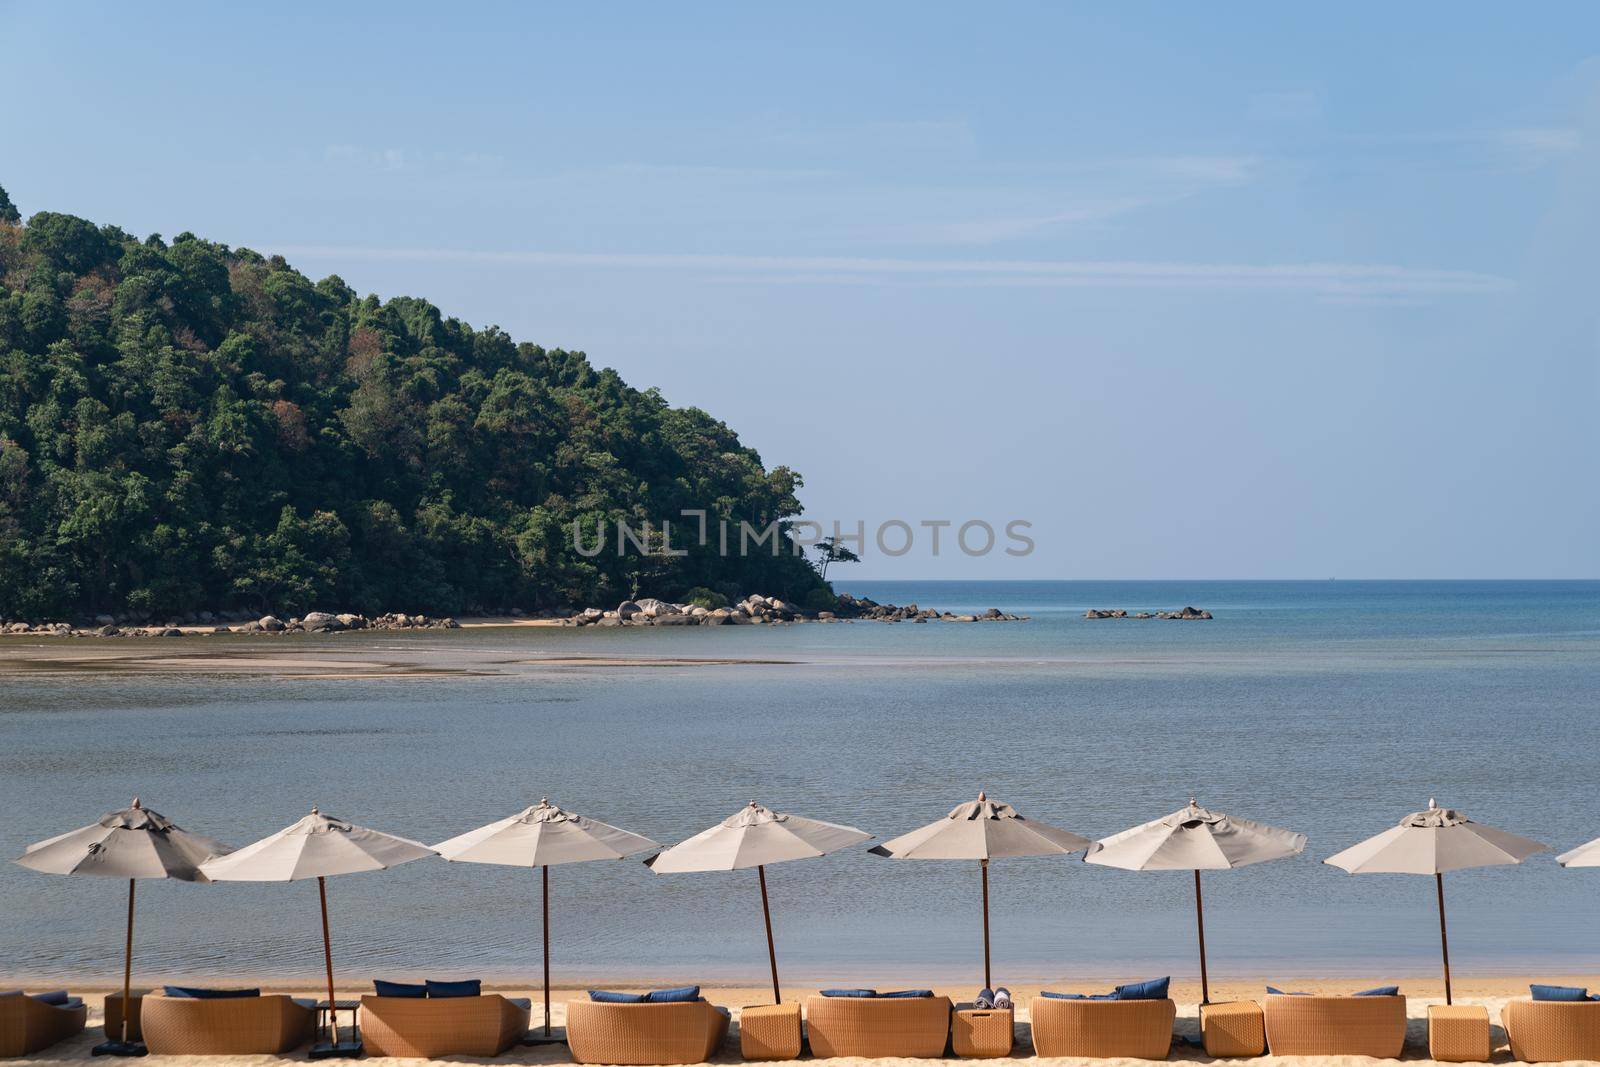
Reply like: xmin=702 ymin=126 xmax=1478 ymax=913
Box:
xmin=738 ymin=1002 xmax=802 ymax=1060
xmin=804 ymin=994 xmax=953 ymax=1058
xmin=1261 ymin=994 xmax=1406 ymax=1057
xmin=359 ymin=994 xmax=531 ymax=1057
xmin=104 ymin=989 xmax=147 ymax=1042
xmin=953 ymin=1005 xmax=1014 ymax=1057
xmin=1028 ymin=997 xmax=1175 ymax=1059
xmin=0 ymin=991 xmax=87 ymax=1057
xmin=1501 ymin=999 xmax=1600 ymax=1062
xmin=139 ymin=992 xmax=316 ymax=1055
xmin=1428 ymin=1004 xmax=1491 ymax=1062
xmin=1200 ymin=1000 xmax=1266 ymax=1057
xmin=566 ymin=999 xmax=730 ymax=1065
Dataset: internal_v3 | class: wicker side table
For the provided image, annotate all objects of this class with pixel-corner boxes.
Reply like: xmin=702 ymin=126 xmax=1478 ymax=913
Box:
xmin=104 ymin=990 xmax=149 ymax=1043
xmin=953 ymin=1007 xmax=1013 ymax=1058
xmin=1429 ymin=1004 xmax=1491 ymax=1063
xmin=1201 ymin=1000 xmax=1266 ymax=1057
xmin=740 ymin=1002 xmax=802 ymax=1061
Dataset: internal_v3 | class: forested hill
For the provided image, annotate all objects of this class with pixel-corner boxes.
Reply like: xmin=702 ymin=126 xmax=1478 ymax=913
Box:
xmin=0 ymin=187 xmax=826 ymax=619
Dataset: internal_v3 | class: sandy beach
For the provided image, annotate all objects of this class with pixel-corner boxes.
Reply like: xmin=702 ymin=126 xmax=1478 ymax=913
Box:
xmin=9 ymin=978 xmax=1588 ymax=1066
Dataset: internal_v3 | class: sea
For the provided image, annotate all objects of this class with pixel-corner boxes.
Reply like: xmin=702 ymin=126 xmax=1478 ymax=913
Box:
xmin=2 ymin=579 xmax=1598 ymax=988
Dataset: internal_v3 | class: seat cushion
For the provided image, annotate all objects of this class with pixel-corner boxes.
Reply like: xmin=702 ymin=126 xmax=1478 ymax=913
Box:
xmin=374 ymin=979 xmax=427 ymax=998
xmin=425 ymin=979 xmax=481 ymax=998
xmin=1532 ymin=984 xmax=1590 ymax=1002
xmin=645 ymin=986 xmax=700 ymax=1003
xmin=588 ymin=989 xmax=646 ymax=1003
xmin=162 ymin=986 xmax=260 ymax=999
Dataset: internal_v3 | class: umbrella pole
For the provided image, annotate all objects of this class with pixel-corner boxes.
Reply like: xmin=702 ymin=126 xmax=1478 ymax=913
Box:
xmin=1193 ymin=870 xmax=1210 ymax=1006
xmin=980 ymin=858 xmax=991 ymax=991
xmin=318 ymin=876 xmax=340 ymax=1046
xmin=121 ymin=878 xmax=135 ymax=1043
xmin=542 ymin=865 xmax=551 ymax=1037
xmin=1436 ymin=873 xmax=1453 ymax=1005
xmin=757 ymin=865 xmax=780 ymax=1004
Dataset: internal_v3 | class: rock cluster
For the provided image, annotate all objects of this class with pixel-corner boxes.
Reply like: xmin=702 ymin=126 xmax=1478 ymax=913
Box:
xmin=562 ymin=592 xmax=1026 ymax=626
xmin=1084 ymin=606 xmax=1213 ymax=620
xmin=0 ymin=611 xmax=459 ymax=638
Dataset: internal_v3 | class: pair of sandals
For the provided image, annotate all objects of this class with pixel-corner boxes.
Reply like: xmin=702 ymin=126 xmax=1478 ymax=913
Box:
xmin=975 ymin=987 xmax=1012 ymax=1009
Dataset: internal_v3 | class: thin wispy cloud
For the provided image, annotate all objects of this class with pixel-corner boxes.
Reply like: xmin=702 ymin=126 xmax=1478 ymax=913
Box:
xmin=274 ymin=243 xmax=1513 ymax=298
xmin=323 ymin=144 xmax=505 ymax=170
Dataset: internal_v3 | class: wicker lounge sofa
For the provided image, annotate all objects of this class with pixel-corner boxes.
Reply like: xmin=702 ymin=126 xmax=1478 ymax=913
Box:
xmin=804 ymin=994 xmax=952 ymax=1058
xmin=0 ymin=991 xmax=88 ymax=1057
xmin=360 ymin=993 xmax=531 ymax=1057
xmin=1028 ymin=997 xmax=1176 ymax=1059
xmin=1502 ymin=999 xmax=1600 ymax=1062
xmin=1262 ymin=993 xmax=1407 ymax=1057
xmin=139 ymin=992 xmax=315 ymax=1055
xmin=566 ymin=999 xmax=730 ymax=1065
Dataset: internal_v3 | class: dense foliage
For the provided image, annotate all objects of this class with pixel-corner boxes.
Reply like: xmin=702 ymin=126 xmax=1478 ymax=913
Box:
xmin=0 ymin=189 xmax=825 ymax=619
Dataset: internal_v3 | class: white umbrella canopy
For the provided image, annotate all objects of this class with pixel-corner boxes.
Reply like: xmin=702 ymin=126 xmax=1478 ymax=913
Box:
xmin=17 ymin=798 xmax=230 ymax=881
xmin=1085 ymin=800 xmax=1306 ymax=1004
xmin=201 ymin=808 xmax=434 ymax=881
xmin=646 ymin=801 xmax=871 ymax=1004
xmin=869 ymin=792 xmax=1091 ymax=989
xmin=646 ymin=801 xmax=869 ymax=872
xmin=869 ymin=793 xmax=1092 ymax=861
xmin=201 ymin=809 xmax=436 ymax=1056
xmin=15 ymin=798 xmax=232 ymax=1055
xmin=434 ymin=798 xmax=659 ymax=866
xmin=435 ymin=800 xmax=659 ymax=1040
xmin=1324 ymin=799 xmax=1547 ymax=1004
xmin=1326 ymin=801 xmax=1547 ymax=875
xmin=1557 ymin=836 xmax=1600 ymax=868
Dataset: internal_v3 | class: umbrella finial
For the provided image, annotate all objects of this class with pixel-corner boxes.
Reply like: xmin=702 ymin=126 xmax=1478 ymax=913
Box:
xmin=131 ymin=797 xmax=142 ymax=810
xmin=540 ymin=796 xmax=549 ymax=805
xmin=1189 ymin=796 xmax=1197 ymax=807
xmin=978 ymin=790 xmax=986 ymax=801
xmin=1429 ymin=798 xmax=1438 ymax=810
xmin=310 ymin=806 xmax=319 ymax=815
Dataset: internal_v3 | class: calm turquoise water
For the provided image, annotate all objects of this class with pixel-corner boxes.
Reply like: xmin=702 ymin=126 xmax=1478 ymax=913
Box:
xmin=2 ymin=580 xmax=1599 ymax=988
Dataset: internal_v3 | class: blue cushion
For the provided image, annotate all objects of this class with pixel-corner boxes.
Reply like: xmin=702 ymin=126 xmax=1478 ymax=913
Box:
xmin=645 ymin=986 xmax=700 ymax=1003
xmin=425 ymin=979 xmax=480 ymax=999
xmin=1266 ymin=987 xmax=1309 ymax=996
xmin=878 ymin=990 xmax=934 ymax=999
xmin=374 ymin=980 xmax=427 ymax=998
xmin=589 ymin=990 xmax=646 ymax=1003
xmin=29 ymin=991 xmax=69 ymax=1006
xmin=821 ymin=989 xmax=877 ymax=998
xmin=1532 ymin=984 xmax=1590 ymax=1002
xmin=164 ymin=986 xmax=260 ymax=1000
xmin=1041 ymin=991 xmax=1117 ymax=1000
xmin=1354 ymin=986 xmax=1399 ymax=997
xmin=1114 ymin=977 xmax=1170 ymax=1001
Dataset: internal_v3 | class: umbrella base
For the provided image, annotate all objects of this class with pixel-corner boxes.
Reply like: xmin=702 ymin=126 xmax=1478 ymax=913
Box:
xmin=309 ymin=1040 xmax=364 ymax=1059
xmin=92 ymin=1039 xmax=148 ymax=1057
xmin=521 ymin=1032 xmax=566 ymax=1046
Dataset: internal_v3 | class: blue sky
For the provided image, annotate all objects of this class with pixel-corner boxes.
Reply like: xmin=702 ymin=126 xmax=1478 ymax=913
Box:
xmin=3 ymin=3 xmax=1597 ymax=577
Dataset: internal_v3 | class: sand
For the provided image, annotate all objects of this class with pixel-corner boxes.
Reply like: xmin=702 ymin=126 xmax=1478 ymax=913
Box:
xmin=13 ymin=977 xmax=1586 ymax=1066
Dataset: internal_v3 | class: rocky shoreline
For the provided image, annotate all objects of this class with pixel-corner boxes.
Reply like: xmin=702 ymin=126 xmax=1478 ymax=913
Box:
xmin=1084 ymin=606 xmax=1213 ymax=620
xmin=0 ymin=593 xmax=1028 ymax=638
xmin=562 ymin=592 xmax=1027 ymax=627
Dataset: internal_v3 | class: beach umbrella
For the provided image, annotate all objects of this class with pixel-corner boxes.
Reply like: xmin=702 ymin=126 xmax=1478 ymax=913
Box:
xmin=1084 ymin=799 xmax=1305 ymax=1005
xmin=434 ymin=799 xmax=659 ymax=1041
xmin=645 ymin=801 xmax=870 ymax=1004
xmin=869 ymin=792 xmax=1091 ymax=989
xmin=199 ymin=809 xmax=435 ymax=1058
xmin=1324 ymin=799 xmax=1546 ymax=1004
xmin=1557 ymin=836 xmax=1600 ymax=869
xmin=15 ymin=798 xmax=231 ymax=1056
